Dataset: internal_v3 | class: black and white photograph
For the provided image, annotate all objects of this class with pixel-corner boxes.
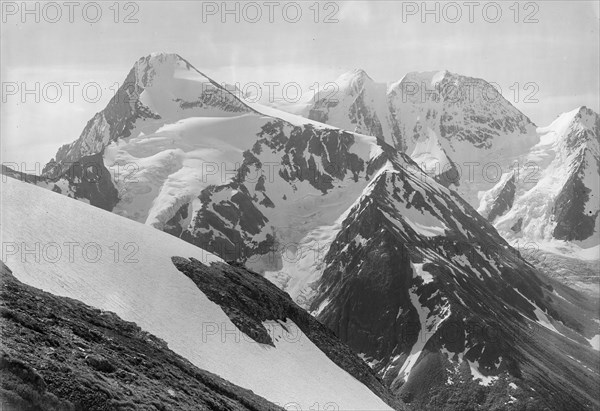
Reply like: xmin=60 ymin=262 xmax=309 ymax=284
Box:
xmin=1 ymin=1 xmax=599 ymax=410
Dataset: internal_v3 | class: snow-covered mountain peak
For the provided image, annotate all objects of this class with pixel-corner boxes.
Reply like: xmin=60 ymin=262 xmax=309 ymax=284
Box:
xmin=44 ymin=53 xmax=254 ymax=175
xmin=138 ymin=51 xmax=184 ymax=66
xmin=568 ymin=106 xmax=599 ymax=137
xmin=306 ymin=68 xmax=398 ymax=146
xmin=129 ymin=53 xmax=252 ymax=119
xmin=560 ymin=106 xmax=599 ymax=153
xmin=538 ymin=106 xmax=599 ymax=154
xmin=541 ymin=106 xmax=598 ymax=134
xmin=132 ymin=52 xmax=204 ymax=88
xmin=387 ymin=71 xmax=538 ymax=204
xmin=335 ymin=68 xmax=375 ymax=91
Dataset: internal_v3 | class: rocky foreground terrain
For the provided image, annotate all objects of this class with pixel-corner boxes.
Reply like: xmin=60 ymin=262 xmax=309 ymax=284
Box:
xmin=0 ymin=261 xmax=282 ymax=411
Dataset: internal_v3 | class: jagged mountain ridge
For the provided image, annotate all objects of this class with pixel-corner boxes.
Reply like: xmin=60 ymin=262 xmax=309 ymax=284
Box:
xmin=300 ymin=69 xmax=538 ymax=206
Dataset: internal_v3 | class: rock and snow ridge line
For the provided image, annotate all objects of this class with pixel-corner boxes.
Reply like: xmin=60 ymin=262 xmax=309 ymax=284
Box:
xmin=0 ymin=261 xmax=285 ymax=411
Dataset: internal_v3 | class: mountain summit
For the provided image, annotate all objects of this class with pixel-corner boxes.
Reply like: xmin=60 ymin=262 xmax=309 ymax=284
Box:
xmin=43 ymin=52 xmax=254 ymax=176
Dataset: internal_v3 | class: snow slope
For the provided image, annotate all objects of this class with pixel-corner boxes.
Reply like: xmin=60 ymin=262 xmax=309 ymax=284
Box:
xmin=0 ymin=177 xmax=392 ymax=410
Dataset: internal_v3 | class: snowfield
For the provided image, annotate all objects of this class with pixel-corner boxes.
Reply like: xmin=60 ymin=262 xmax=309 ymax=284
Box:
xmin=1 ymin=177 xmax=392 ymax=410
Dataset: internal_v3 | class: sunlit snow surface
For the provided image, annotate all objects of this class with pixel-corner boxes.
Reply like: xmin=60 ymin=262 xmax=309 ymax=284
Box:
xmin=1 ymin=178 xmax=391 ymax=410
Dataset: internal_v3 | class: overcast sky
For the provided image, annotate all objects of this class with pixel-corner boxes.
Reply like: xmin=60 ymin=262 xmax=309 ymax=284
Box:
xmin=2 ymin=0 xmax=599 ymax=167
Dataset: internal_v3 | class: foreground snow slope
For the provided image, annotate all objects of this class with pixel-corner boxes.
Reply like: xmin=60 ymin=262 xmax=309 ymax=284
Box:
xmin=0 ymin=177 xmax=392 ymax=411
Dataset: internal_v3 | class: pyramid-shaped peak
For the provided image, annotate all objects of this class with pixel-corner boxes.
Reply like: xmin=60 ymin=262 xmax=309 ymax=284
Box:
xmin=136 ymin=52 xmax=198 ymax=72
xmin=549 ymin=106 xmax=598 ymax=130
xmin=335 ymin=68 xmax=375 ymax=90
xmin=348 ymin=68 xmax=372 ymax=78
xmin=540 ymin=106 xmax=599 ymax=150
xmin=139 ymin=52 xmax=184 ymax=64
xmin=134 ymin=52 xmax=188 ymax=72
xmin=570 ymin=106 xmax=599 ymax=139
xmin=130 ymin=52 xmax=212 ymax=90
xmin=574 ymin=106 xmax=599 ymax=121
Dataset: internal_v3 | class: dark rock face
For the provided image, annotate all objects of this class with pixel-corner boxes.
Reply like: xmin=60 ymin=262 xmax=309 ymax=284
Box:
xmin=307 ymin=156 xmax=599 ymax=410
xmin=253 ymin=121 xmax=365 ymax=193
xmin=433 ymin=153 xmax=461 ymax=188
xmin=313 ymin=213 xmax=416 ymax=361
xmin=56 ymin=152 xmax=120 ymax=211
xmin=552 ymin=160 xmax=598 ymax=241
xmin=2 ymin=152 xmax=119 ymax=212
xmin=486 ymin=173 xmax=517 ymax=222
xmin=183 ymin=182 xmax=274 ymax=262
xmin=1 ymin=164 xmax=45 ymax=185
xmin=0 ymin=261 xmax=282 ymax=411
xmin=308 ymin=106 xmax=331 ymax=124
xmin=170 ymin=256 xmax=400 ymax=410
xmin=163 ymin=202 xmax=191 ymax=237
xmin=510 ymin=218 xmax=523 ymax=233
